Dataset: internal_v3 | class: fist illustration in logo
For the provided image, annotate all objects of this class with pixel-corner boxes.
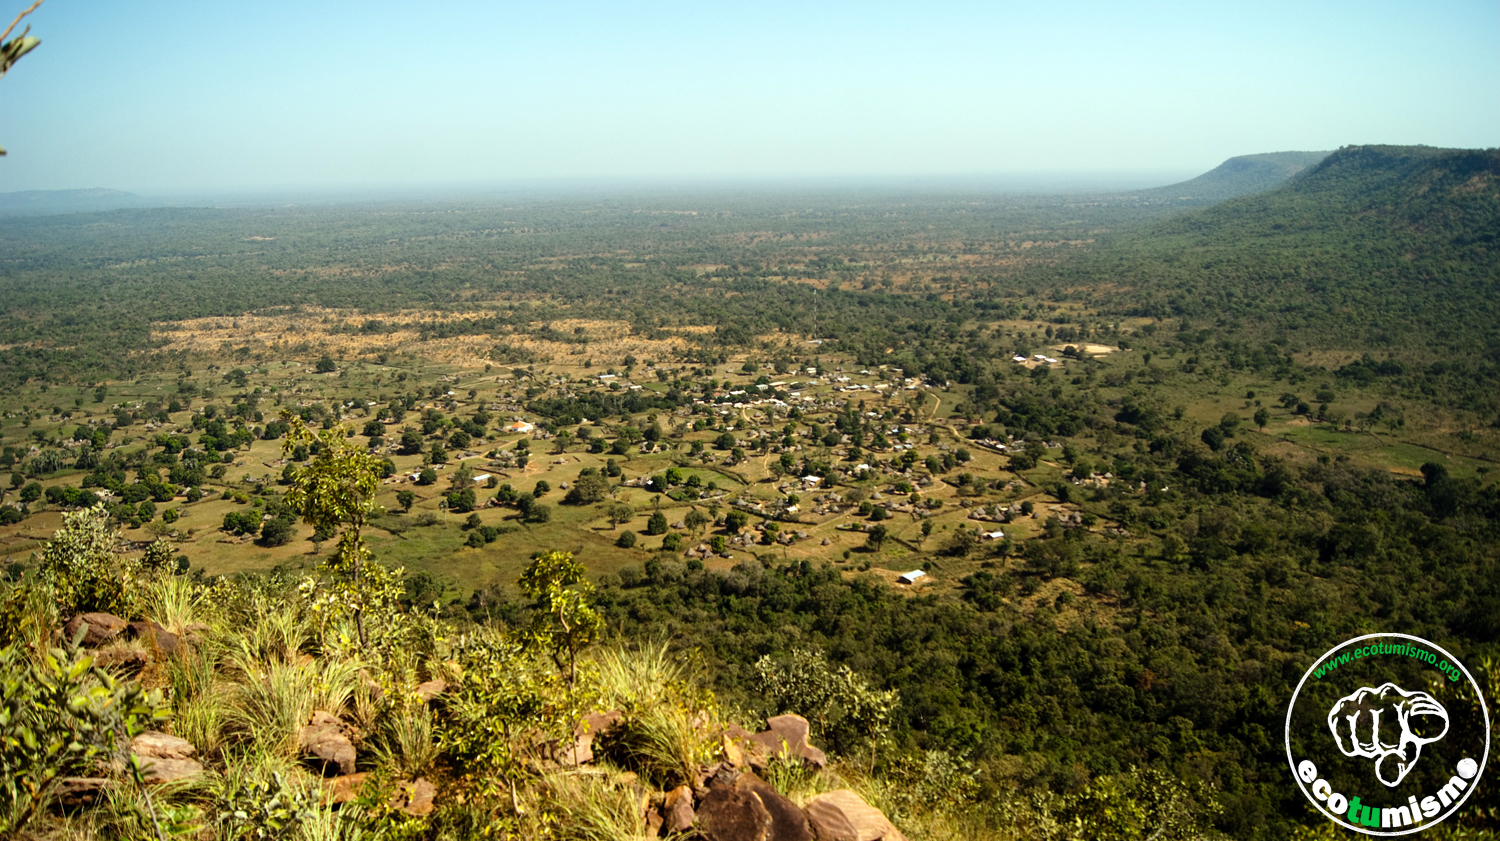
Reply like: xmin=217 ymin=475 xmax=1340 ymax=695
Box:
xmin=1328 ymin=683 xmax=1449 ymax=787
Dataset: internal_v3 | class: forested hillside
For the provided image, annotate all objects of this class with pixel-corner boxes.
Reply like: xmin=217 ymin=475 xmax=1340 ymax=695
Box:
xmin=1036 ymin=144 xmax=1500 ymax=415
xmin=1118 ymin=150 xmax=1330 ymax=206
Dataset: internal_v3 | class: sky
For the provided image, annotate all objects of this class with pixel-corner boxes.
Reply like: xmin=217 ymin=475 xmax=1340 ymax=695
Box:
xmin=0 ymin=0 xmax=1496 ymax=194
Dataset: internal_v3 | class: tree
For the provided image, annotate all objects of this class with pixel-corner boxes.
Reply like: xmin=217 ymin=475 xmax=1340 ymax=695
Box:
xmin=0 ymin=0 xmax=44 ymax=157
xmin=754 ymin=647 xmax=899 ymax=752
xmin=447 ymin=487 xmax=477 ymax=514
xmin=315 ymin=356 xmax=337 ymax=373
xmin=684 ymin=508 xmax=709 ymax=536
xmin=396 ymin=489 xmax=415 ymax=512
xmin=38 ymin=504 xmax=134 ymax=617
xmin=646 ymin=511 xmax=668 ymax=535
xmin=724 ymin=510 xmax=748 ymax=534
xmin=416 ymin=467 xmax=437 ymax=486
xmin=281 ymin=417 xmax=382 ymax=647
xmin=518 ymin=550 xmax=602 ymax=686
xmin=865 ymin=524 xmax=889 ymax=551
xmin=615 ymin=530 xmax=637 ymax=549
xmin=1254 ymin=407 xmax=1270 ymax=431
xmin=257 ymin=514 xmax=296 ymax=547
xmin=562 ymin=468 xmax=610 ymax=505
xmin=398 ymin=427 xmax=424 ymax=455
xmin=607 ymin=502 xmax=634 ymax=528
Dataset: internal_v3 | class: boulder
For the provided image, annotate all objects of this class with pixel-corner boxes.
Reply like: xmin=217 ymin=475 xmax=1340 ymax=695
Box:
xmin=559 ymin=710 xmax=622 ymax=766
xmin=748 ymin=714 xmax=827 ymax=770
xmin=736 ymin=773 xmax=814 ymax=841
xmin=130 ymin=731 xmax=203 ymax=783
xmin=664 ymin=785 xmax=696 ymax=833
xmin=697 ymin=783 xmax=772 ymax=841
xmin=323 ymin=773 xmax=437 ymax=816
xmin=91 ymin=647 xmax=148 ymax=674
xmin=414 ymin=679 xmax=447 ymax=702
xmin=63 ymin=612 xmax=127 ymax=647
xmin=54 ymin=777 xmax=111 ymax=809
xmin=803 ymin=790 xmax=907 ymax=841
xmin=126 ymin=620 xmax=181 ymax=658
xmin=181 ymin=623 xmax=211 ymax=647
xmin=323 ymin=772 xmax=370 ymax=806
xmin=299 ymin=711 xmax=357 ymax=776
xmin=645 ymin=803 xmax=665 ymax=836
xmin=721 ymin=733 xmax=745 ymax=768
xmin=391 ymin=778 xmax=437 ymax=817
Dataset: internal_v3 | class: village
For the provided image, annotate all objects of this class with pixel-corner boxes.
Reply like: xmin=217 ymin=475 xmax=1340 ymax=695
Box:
xmin=0 ymin=341 xmax=1134 ymax=603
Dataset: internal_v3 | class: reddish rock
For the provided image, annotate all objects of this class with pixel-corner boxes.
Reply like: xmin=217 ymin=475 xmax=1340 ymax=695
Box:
xmin=299 ymin=711 xmax=357 ymax=776
xmin=560 ymin=709 xmax=623 ymax=766
xmin=698 ymin=784 xmax=772 ymax=841
xmin=722 ymin=733 xmax=745 ymax=768
xmin=737 ymin=773 xmax=814 ymax=841
xmin=54 ymin=777 xmax=111 ymax=809
xmin=130 ymin=731 xmax=203 ymax=782
xmin=803 ymin=790 xmax=907 ymax=841
xmin=323 ymin=773 xmax=436 ymax=816
xmin=91 ymin=647 xmax=148 ymax=673
xmin=646 ymin=803 xmax=665 ymax=836
xmin=323 ymin=772 xmax=370 ymax=805
xmin=749 ymin=714 xmax=827 ymax=770
xmin=126 ymin=620 xmax=181 ymax=657
xmin=414 ymin=679 xmax=447 ymax=701
xmin=63 ymin=612 xmax=127 ymax=647
xmin=664 ymin=784 xmax=697 ymax=832
xmin=391 ymin=778 xmax=437 ymax=817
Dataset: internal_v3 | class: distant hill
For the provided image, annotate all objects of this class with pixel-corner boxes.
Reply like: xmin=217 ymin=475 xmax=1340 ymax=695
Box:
xmin=0 ymin=187 xmax=148 ymax=215
xmin=1053 ymin=143 xmax=1500 ymax=401
xmin=1117 ymin=150 xmax=1331 ymax=206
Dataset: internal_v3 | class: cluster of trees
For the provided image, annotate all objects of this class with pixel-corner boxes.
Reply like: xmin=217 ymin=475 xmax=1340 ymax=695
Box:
xmin=597 ymin=444 xmax=1498 ymax=837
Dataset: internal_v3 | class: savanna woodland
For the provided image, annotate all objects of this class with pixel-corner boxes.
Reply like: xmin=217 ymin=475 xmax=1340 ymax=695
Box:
xmin=1 ymin=144 xmax=1499 ymax=840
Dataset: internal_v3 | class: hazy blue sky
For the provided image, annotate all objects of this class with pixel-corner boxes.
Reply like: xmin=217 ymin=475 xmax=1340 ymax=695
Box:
xmin=1 ymin=0 xmax=1496 ymax=193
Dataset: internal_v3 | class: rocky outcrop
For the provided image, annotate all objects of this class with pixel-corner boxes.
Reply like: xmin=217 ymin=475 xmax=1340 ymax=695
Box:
xmin=91 ymin=648 xmax=148 ymax=673
xmin=559 ymin=710 xmax=623 ymax=766
xmin=747 ymin=714 xmax=827 ymax=770
xmin=63 ymin=612 xmax=127 ymax=647
xmin=130 ymin=731 xmax=203 ymax=783
xmin=125 ymin=620 xmax=181 ymax=658
xmin=299 ymin=711 xmax=357 ymax=776
xmin=697 ymin=783 xmax=773 ymax=841
xmin=804 ymin=790 xmax=908 ymax=841
xmin=736 ymin=773 xmax=814 ymax=841
xmin=555 ymin=708 xmax=903 ymax=841
xmin=663 ymin=784 xmax=696 ymax=833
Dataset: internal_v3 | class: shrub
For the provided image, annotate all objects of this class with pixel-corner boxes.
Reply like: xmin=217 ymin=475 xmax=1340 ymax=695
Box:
xmin=615 ymin=531 xmax=637 ymax=549
xmin=0 ymin=634 xmax=165 ymax=836
xmin=39 ymin=505 xmax=139 ymax=618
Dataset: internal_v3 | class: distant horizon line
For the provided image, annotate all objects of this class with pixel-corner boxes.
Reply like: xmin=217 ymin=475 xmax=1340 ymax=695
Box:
xmin=3 ymin=168 xmax=1217 ymax=201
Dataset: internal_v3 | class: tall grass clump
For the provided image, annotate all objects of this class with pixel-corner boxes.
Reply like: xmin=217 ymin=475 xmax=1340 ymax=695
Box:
xmin=535 ymin=768 xmax=650 ymax=841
